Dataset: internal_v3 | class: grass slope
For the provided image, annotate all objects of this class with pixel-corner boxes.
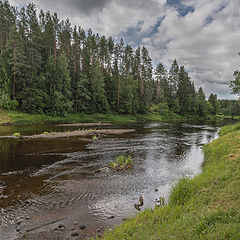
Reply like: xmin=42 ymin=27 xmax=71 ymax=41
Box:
xmin=219 ymin=121 xmax=240 ymax=136
xmin=94 ymin=123 xmax=240 ymax=240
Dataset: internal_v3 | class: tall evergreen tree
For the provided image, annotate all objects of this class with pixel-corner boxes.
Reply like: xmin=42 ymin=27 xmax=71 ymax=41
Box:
xmin=208 ymin=93 xmax=221 ymax=115
xmin=177 ymin=66 xmax=194 ymax=115
xmin=89 ymin=60 xmax=109 ymax=113
xmin=155 ymin=62 xmax=168 ymax=103
xmin=196 ymin=87 xmax=207 ymax=116
xmin=168 ymin=59 xmax=179 ymax=97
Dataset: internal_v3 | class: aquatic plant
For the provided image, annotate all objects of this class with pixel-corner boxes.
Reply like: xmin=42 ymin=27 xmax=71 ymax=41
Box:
xmin=108 ymin=155 xmax=133 ymax=170
xmin=13 ymin=132 xmax=20 ymax=137
xmin=92 ymin=135 xmax=98 ymax=140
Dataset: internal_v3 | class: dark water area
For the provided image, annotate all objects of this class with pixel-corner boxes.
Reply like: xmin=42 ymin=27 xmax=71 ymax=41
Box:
xmin=0 ymin=119 xmax=236 ymax=239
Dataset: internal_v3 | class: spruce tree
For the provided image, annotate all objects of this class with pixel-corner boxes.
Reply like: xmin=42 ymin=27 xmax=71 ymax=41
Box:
xmin=90 ymin=60 xmax=109 ymax=113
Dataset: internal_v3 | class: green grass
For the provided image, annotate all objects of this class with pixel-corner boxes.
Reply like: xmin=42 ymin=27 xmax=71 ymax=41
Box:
xmin=13 ymin=132 xmax=20 ymax=137
xmin=219 ymin=121 xmax=240 ymax=136
xmin=0 ymin=109 xmax=185 ymax=125
xmin=0 ymin=109 xmax=11 ymax=124
xmin=92 ymin=123 xmax=240 ymax=240
xmin=92 ymin=135 xmax=98 ymax=140
xmin=108 ymin=155 xmax=133 ymax=170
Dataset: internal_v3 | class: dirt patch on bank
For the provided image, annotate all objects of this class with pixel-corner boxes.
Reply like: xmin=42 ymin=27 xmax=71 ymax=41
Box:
xmin=58 ymin=123 xmax=112 ymax=127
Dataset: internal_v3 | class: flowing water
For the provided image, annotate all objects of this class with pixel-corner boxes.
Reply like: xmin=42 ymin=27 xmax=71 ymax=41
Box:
xmin=0 ymin=121 xmax=230 ymax=239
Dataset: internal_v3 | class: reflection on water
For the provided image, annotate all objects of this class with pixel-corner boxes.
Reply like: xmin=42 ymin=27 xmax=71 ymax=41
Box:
xmin=0 ymin=120 xmax=230 ymax=239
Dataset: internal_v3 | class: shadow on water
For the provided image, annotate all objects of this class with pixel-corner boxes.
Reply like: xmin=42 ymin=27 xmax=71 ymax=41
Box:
xmin=0 ymin=119 xmax=235 ymax=239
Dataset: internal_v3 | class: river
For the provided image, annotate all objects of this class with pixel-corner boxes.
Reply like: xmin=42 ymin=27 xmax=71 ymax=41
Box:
xmin=0 ymin=120 xmax=231 ymax=239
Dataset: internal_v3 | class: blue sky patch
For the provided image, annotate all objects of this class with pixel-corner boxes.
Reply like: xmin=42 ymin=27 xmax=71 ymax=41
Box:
xmin=167 ymin=0 xmax=194 ymax=17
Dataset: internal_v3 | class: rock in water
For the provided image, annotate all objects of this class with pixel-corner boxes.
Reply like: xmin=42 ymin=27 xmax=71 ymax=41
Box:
xmin=79 ymin=224 xmax=86 ymax=230
xmin=58 ymin=224 xmax=66 ymax=231
xmin=134 ymin=203 xmax=141 ymax=211
xmin=97 ymin=227 xmax=104 ymax=233
xmin=139 ymin=195 xmax=144 ymax=206
xmin=71 ymin=232 xmax=79 ymax=237
xmin=58 ymin=224 xmax=65 ymax=228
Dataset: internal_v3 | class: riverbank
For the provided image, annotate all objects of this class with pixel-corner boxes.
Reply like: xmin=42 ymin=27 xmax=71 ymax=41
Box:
xmin=0 ymin=109 xmax=233 ymax=126
xmin=95 ymin=122 xmax=240 ymax=240
xmin=0 ymin=109 xmax=184 ymax=125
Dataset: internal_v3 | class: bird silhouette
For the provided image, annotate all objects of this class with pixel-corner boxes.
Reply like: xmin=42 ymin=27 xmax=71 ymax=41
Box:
xmin=138 ymin=195 xmax=144 ymax=206
xmin=134 ymin=203 xmax=141 ymax=211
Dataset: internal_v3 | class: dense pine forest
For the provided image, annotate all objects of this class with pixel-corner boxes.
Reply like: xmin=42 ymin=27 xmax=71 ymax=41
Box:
xmin=0 ymin=1 xmax=230 ymax=116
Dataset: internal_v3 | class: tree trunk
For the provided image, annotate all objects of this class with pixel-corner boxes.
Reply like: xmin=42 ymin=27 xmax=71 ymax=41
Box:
xmin=12 ymin=38 xmax=16 ymax=99
xmin=54 ymin=33 xmax=57 ymax=65
xmin=117 ymin=76 xmax=120 ymax=111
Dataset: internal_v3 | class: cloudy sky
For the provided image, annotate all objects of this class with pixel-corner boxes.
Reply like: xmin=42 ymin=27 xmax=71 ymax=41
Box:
xmin=10 ymin=0 xmax=240 ymax=99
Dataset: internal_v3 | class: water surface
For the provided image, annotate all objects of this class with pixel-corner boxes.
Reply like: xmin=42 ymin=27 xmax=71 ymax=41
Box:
xmin=0 ymin=121 xmax=221 ymax=239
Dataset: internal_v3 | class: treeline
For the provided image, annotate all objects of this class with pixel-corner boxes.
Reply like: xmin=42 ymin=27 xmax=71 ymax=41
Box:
xmin=0 ymin=1 xmax=222 ymax=116
xmin=219 ymin=99 xmax=240 ymax=116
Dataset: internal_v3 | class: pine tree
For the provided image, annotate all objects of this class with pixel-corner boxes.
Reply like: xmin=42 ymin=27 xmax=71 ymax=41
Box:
xmin=208 ymin=93 xmax=221 ymax=115
xmin=155 ymin=62 xmax=167 ymax=104
xmin=0 ymin=1 xmax=16 ymax=56
xmin=140 ymin=46 xmax=153 ymax=112
xmin=169 ymin=59 xmax=179 ymax=96
xmin=75 ymin=74 xmax=91 ymax=113
xmin=26 ymin=3 xmax=42 ymax=73
xmin=119 ymin=75 xmax=137 ymax=113
xmin=196 ymin=87 xmax=207 ymax=116
xmin=177 ymin=66 xmax=193 ymax=115
xmin=90 ymin=60 xmax=109 ymax=113
xmin=5 ymin=25 xmax=26 ymax=100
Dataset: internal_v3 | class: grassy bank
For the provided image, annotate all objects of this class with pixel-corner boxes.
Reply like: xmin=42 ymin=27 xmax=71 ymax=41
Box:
xmin=219 ymin=121 xmax=240 ymax=136
xmin=0 ymin=109 xmax=183 ymax=125
xmin=0 ymin=109 xmax=11 ymax=124
xmin=95 ymin=123 xmax=240 ymax=240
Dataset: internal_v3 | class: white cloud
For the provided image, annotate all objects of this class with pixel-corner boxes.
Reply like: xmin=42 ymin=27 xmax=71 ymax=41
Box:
xmin=145 ymin=0 xmax=240 ymax=99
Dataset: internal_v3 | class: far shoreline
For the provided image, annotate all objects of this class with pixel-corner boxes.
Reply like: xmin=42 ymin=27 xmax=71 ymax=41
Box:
xmin=1 ymin=109 xmax=233 ymax=126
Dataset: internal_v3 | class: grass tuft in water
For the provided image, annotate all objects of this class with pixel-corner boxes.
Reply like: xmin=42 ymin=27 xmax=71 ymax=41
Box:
xmin=13 ymin=132 xmax=20 ymax=137
xmin=92 ymin=135 xmax=98 ymax=140
xmin=108 ymin=155 xmax=133 ymax=170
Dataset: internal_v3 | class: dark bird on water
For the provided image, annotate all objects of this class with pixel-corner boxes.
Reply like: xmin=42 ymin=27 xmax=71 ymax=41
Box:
xmin=134 ymin=203 xmax=141 ymax=211
xmin=138 ymin=195 xmax=144 ymax=206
